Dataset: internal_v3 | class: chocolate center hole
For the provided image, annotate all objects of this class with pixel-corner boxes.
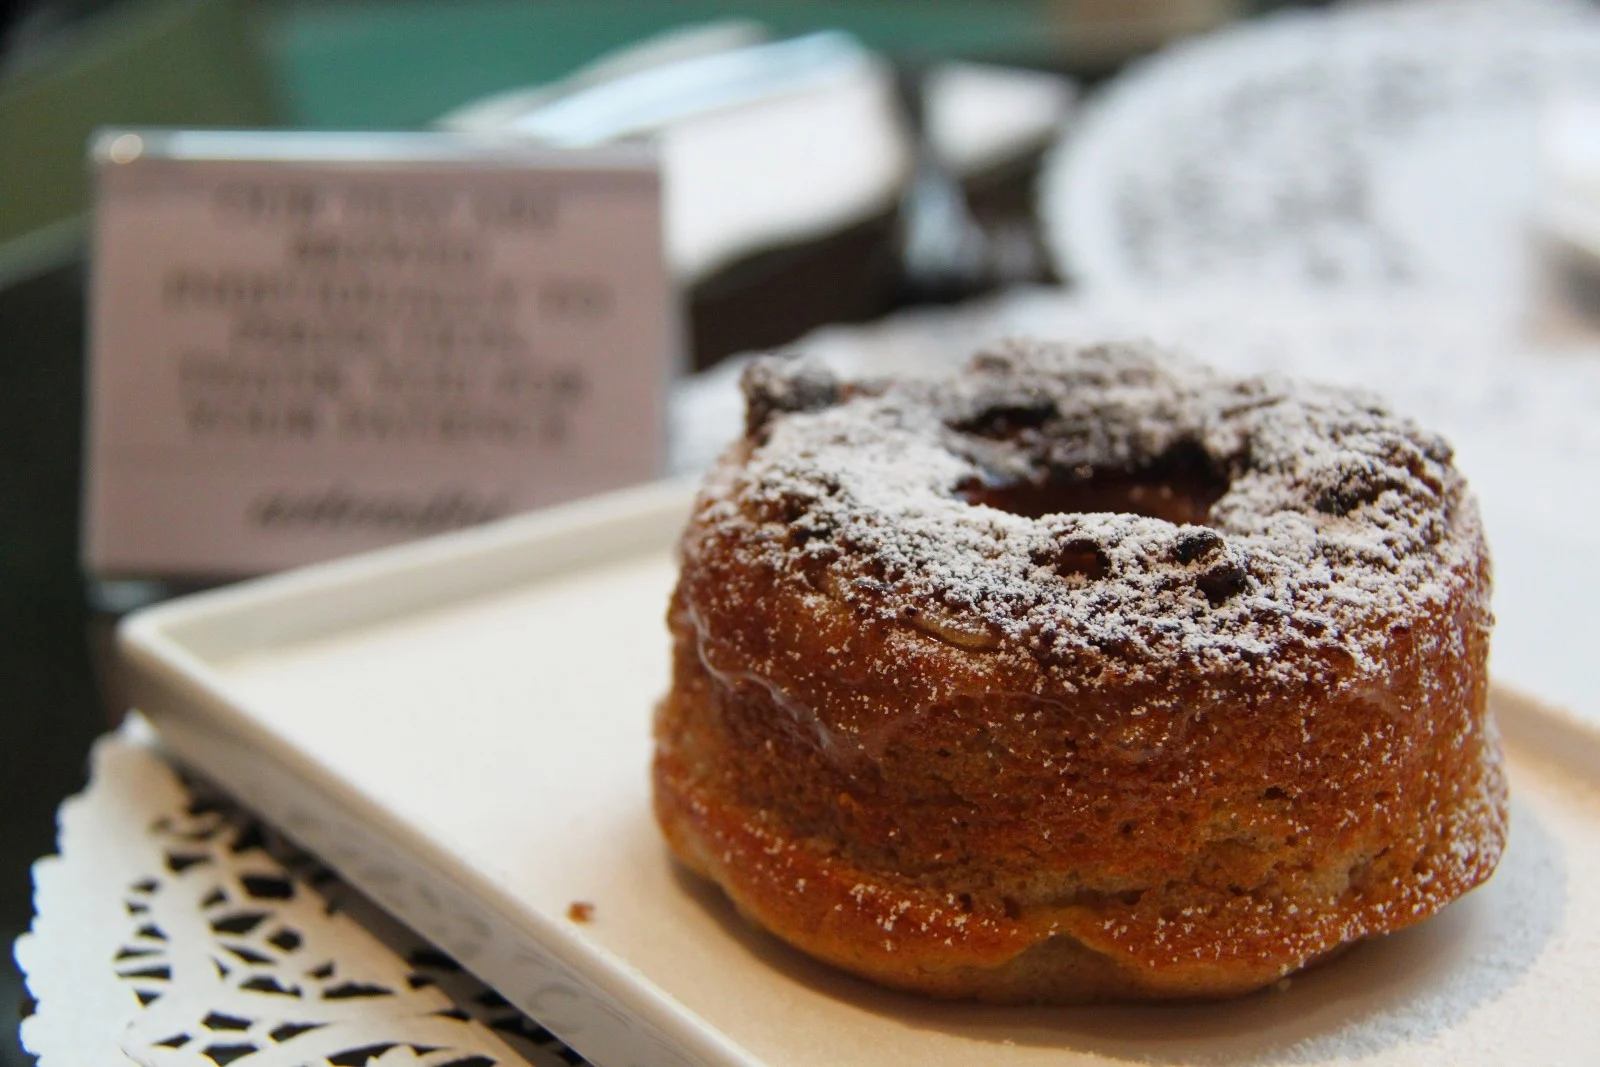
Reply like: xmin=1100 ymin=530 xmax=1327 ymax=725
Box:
xmin=956 ymin=452 xmax=1228 ymax=525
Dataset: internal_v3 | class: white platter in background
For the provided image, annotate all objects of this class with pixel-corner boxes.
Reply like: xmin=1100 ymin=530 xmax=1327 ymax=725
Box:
xmin=1039 ymin=0 xmax=1600 ymax=304
xmin=118 ymin=480 xmax=1600 ymax=1067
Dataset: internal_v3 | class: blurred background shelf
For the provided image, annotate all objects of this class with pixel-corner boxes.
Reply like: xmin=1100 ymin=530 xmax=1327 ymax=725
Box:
xmin=272 ymin=0 xmax=1063 ymax=130
xmin=1 ymin=0 xmax=1266 ymax=280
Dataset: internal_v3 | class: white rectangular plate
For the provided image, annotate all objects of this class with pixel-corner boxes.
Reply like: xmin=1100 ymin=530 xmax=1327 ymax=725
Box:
xmin=120 ymin=481 xmax=1600 ymax=1067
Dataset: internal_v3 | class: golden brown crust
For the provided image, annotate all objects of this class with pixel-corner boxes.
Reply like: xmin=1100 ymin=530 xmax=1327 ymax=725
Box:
xmin=652 ymin=341 xmax=1506 ymax=1002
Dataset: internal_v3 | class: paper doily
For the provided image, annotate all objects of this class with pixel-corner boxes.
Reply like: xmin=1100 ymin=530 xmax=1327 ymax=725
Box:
xmin=15 ymin=718 xmax=589 ymax=1067
xmin=1041 ymin=0 xmax=1600 ymax=299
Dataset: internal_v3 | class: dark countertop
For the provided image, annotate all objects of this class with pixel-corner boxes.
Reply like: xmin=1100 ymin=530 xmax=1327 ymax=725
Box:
xmin=1 ymin=262 xmax=105 ymax=1067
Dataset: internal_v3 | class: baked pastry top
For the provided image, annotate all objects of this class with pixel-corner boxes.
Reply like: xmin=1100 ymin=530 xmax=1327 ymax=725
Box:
xmin=653 ymin=340 xmax=1505 ymax=1002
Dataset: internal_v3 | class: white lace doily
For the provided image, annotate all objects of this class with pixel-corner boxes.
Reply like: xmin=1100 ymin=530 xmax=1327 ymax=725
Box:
xmin=1041 ymin=0 xmax=1600 ymax=300
xmin=15 ymin=717 xmax=589 ymax=1067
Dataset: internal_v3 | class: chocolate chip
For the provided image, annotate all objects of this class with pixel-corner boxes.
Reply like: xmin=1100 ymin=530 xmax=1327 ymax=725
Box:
xmin=791 ymin=523 xmax=834 ymax=548
xmin=741 ymin=356 xmax=840 ymax=437
xmin=1054 ymin=537 xmax=1110 ymax=581
xmin=1197 ymin=559 xmax=1250 ymax=605
xmin=1314 ymin=484 xmax=1366 ymax=515
xmin=1173 ymin=528 xmax=1224 ymax=564
xmin=951 ymin=394 xmax=1057 ymax=438
xmin=775 ymin=491 xmax=812 ymax=525
xmin=1312 ymin=461 xmax=1403 ymax=515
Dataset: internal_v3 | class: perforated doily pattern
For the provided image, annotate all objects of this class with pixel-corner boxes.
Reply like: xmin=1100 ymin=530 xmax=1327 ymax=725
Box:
xmin=1042 ymin=0 xmax=1600 ymax=295
xmin=16 ymin=720 xmax=589 ymax=1067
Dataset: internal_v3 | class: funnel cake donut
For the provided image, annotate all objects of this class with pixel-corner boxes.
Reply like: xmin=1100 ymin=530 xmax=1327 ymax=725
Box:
xmin=653 ymin=341 xmax=1505 ymax=1003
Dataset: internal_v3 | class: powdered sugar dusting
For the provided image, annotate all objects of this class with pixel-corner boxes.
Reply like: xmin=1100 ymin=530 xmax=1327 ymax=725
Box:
xmin=713 ymin=338 xmax=1482 ymax=687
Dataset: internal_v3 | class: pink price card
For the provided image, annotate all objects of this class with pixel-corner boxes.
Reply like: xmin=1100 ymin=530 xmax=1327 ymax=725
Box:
xmin=83 ymin=130 xmax=675 ymax=579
